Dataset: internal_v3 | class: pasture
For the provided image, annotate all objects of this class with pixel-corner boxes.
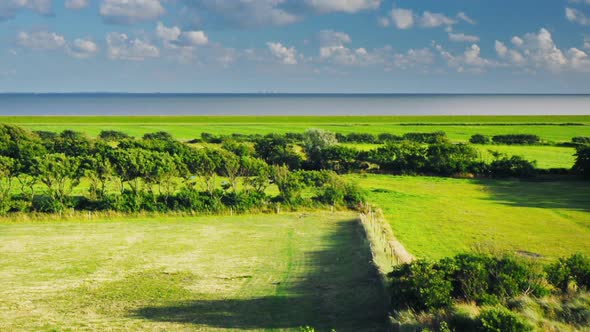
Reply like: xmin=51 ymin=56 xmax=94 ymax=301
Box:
xmin=3 ymin=115 xmax=590 ymax=143
xmin=0 ymin=213 xmax=388 ymax=331
xmin=352 ymin=174 xmax=590 ymax=261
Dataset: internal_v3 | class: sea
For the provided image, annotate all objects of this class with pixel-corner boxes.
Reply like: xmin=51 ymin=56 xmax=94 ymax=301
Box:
xmin=0 ymin=93 xmax=589 ymax=116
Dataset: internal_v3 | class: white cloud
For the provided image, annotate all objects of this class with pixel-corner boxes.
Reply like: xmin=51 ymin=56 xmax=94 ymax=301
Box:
xmin=100 ymin=0 xmax=164 ymax=24
xmin=584 ymin=38 xmax=590 ymax=50
xmin=377 ymin=16 xmax=390 ymax=27
xmin=303 ymin=0 xmax=380 ymax=13
xmin=420 ymin=11 xmax=455 ymax=28
xmin=155 ymin=22 xmax=208 ymax=47
xmin=17 ymin=31 xmax=66 ymax=50
xmin=449 ymin=32 xmax=479 ymax=42
xmin=457 ymin=12 xmax=476 ymax=25
xmin=435 ymin=43 xmax=492 ymax=73
xmin=0 ymin=0 xmax=52 ymax=20
xmin=495 ymin=40 xmax=508 ymax=57
xmin=106 ymin=32 xmax=159 ymax=60
xmin=64 ymin=0 xmax=88 ymax=10
xmin=67 ymin=38 xmax=98 ymax=58
xmin=566 ymin=7 xmax=590 ymax=25
xmin=267 ymin=42 xmax=298 ymax=64
xmin=393 ymin=48 xmax=434 ymax=69
xmin=390 ymin=8 xmax=462 ymax=30
xmin=154 ymin=22 xmax=209 ymax=63
xmin=390 ymin=8 xmax=414 ymax=29
xmin=494 ymin=28 xmax=590 ymax=72
xmin=181 ymin=31 xmax=208 ymax=46
xmin=156 ymin=22 xmax=181 ymax=42
xmin=511 ymin=36 xmax=524 ymax=47
xmin=567 ymin=47 xmax=590 ymax=71
xmin=318 ymin=30 xmax=352 ymax=47
xmin=184 ymin=0 xmax=298 ymax=28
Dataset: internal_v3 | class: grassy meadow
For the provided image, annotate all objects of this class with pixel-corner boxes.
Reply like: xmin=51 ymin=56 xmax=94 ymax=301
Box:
xmin=3 ymin=115 xmax=590 ymax=143
xmin=352 ymin=174 xmax=590 ymax=261
xmin=0 ymin=212 xmax=388 ymax=331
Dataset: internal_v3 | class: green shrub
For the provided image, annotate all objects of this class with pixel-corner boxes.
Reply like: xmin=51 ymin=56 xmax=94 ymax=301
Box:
xmin=491 ymin=134 xmax=540 ymax=145
xmin=489 ymin=155 xmax=536 ymax=178
xmin=547 ymin=253 xmax=590 ymax=292
xmin=470 ymin=134 xmax=490 ymax=144
xmin=389 ymin=260 xmax=453 ymax=311
xmin=477 ymin=306 xmax=533 ymax=332
xmin=573 ymin=145 xmax=590 ymax=178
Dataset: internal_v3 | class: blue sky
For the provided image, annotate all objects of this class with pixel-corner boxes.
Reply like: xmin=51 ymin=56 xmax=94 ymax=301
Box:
xmin=1 ymin=0 xmax=590 ymax=93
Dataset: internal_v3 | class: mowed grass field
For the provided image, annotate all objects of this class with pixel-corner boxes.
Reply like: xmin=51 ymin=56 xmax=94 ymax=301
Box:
xmin=351 ymin=174 xmax=590 ymax=261
xmin=0 ymin=213 xmax=388 ymax=331
xmin=2 ymin=115 xmax=590 ymax=143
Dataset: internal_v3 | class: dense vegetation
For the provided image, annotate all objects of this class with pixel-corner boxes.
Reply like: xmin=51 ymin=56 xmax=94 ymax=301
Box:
xmin=388 ymin=253 xmax=590 ymax=331
xmin=0 ymin=125 xmax=365 ymax=215
xmin=1 ymin=123 xmax=588 ymax=216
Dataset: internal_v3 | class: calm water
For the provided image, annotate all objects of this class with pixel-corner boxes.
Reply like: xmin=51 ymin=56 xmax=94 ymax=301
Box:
xmin=0 ymin=94 xmax=589 ymax=116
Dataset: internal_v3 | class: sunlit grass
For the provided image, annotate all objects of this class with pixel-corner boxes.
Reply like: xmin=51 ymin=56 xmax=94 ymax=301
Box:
xmin=350 ymin=174 xmax=590 ymax=261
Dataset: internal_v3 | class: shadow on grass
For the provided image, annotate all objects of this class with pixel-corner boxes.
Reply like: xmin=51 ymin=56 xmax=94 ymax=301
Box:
xmin=133 ymin=219 xmax=389 ymax=331
xmin=475 ymin=178 xmax=590 ymax=212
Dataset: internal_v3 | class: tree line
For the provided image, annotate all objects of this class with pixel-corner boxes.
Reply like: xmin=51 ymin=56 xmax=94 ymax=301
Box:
xmin=0 ymin=125 xmax=364 ymax=215
xmin=1 ymin=124 xmax=588 ymax=215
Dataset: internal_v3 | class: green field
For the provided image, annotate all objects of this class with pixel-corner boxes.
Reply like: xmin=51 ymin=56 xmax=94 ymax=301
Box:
xmin=351 ymin=174 xmax=590 ymax=261
xmin=0 ymin=213 xmax=388 ymax=331
xmin=3 ymin=115 xmax=590 ymax=143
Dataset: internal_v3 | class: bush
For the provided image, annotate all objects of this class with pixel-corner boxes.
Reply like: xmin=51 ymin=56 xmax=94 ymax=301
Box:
xmin=489 ymin=155 xmax=536 ymax=178
xmin=389 ymin=260 xmax=453 ymax=311
xmin=99 ymin=130 xmax=130 ymax=141
xmin=470 ymin=134 xmax=490 ymax=144
xmin=477 ymin=306 xmax=533 ymax=332
xmin=573 ymin=145 xmax=590 ymax=178
xmin=491 ymin=134 xmax=540 ymax=145
xmin=143 ymin=131 xmax=173 ymax=141
xmin=402 ymin=131 xmax=447 ymax=144
xmin=547 ymin=253 xmax=590 ymax=292
xmin=572 ymin=137 xmax=590 ymax=144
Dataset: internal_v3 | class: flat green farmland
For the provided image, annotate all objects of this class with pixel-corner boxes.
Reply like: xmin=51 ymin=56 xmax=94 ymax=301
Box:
xmin=0 ymin=213 xmax=388 ymax=331
xmin=3 ymin=115 xmax=590 ymax=142
xmin=351 ymin=174 xmax=590 ymax=261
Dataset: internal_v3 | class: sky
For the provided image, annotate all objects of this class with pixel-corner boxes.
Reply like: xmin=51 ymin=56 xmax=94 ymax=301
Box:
xmin=1 ymin=0 xmax=590 ymax=93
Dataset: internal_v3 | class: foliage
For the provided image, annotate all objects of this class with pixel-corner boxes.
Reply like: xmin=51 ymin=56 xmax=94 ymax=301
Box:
xmin=546 ymin=253 xmax=590 ymax=292
xmin=488 ymin=154 xmax=536 ymax=178
xmin=573 ymin=145 xmax=590 ymax=178
xmin=470 ymin=134 xmax=491 ymax=144
xmin=476 ymin=306 xmax=533 ymax=332
xmin=492 ymin=134 xmax=540 ymax=145
xmin=389 ymin=253 xmax=550 ymax=312
xmin=99 ymin=130 xmax=130 ymax=141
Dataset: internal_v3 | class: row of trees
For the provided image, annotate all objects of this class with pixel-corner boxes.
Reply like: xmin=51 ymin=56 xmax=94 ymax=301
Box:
xmin=0 ymin=125 xmax=364 ymax=215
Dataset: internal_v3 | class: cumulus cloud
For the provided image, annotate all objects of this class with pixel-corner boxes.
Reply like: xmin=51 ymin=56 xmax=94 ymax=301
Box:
xmin=155 ymin=22 xmax=208 ymax=47
xmin=64 ymin=0 xmax=88 ymax=10
xmin=106 ymin=32 xmax=159 ymax=60
xmin=155 ymin=22 xmax=209 ymax=62
xmin=267 ymin=42 xmax=298 ymax=64
xmin=0 ymin=0 xmax=52 ymax=20
xmin=449 ymin=33 xmax=479 ymax=42
xmin=17 ymin=31 xmax=66 ymax=50
xmin=303 ymin=0 xmax=380 ymax=13
xmin=566 ymin=7 xmax=590 ymax=25
xmin=67 ymin=38 xmax=98 ymax=58
xmin=494 ymin=28 xmax=590 ymax=72
xmin=390 ymin=8 xmax=414 ymax=29
xmin=435 ymin=43 xmax=493 ymax=73
xmin=17 ymin=30 xmax=98 ymax=59
xmin=100 ymin=0 xmax=164 ymax=24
